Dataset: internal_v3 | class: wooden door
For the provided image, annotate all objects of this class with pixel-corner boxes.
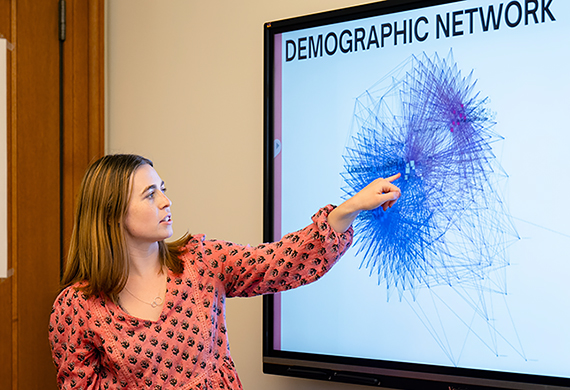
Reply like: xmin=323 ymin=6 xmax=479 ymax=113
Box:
xmin=0 ymin=1 xmax=104 ymax=389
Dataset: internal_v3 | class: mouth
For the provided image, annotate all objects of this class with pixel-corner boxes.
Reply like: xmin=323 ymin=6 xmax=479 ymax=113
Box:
xmin=160 ymin=215 xmax=172 ymax=223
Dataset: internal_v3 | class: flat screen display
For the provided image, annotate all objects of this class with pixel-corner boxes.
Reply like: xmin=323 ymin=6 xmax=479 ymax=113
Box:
xmin=263 ymin=1 xmax=570 ymax=389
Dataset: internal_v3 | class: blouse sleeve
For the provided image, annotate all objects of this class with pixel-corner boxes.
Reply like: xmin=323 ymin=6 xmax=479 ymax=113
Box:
xmin=49 ymin=287 xmax=101 ymax=390
xmin=188 ymin=205 xmax=353 ymax=298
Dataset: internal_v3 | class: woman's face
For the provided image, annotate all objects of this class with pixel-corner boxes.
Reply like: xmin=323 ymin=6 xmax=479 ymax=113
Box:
xmin=123 ymin=164 xmax=173 ymax=248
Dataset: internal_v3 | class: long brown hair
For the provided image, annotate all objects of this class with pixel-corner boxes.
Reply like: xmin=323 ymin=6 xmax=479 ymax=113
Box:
xmin=61 ymin=154 xmax=190 ymax=301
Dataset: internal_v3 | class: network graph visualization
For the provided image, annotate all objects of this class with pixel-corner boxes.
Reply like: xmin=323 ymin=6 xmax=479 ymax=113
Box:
xmin=342 ymin=51 xmax=523 ymax=365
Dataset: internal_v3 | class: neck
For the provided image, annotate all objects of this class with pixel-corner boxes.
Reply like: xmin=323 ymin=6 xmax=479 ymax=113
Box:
xmin=127 ymin=241 xmax=162 ymax=278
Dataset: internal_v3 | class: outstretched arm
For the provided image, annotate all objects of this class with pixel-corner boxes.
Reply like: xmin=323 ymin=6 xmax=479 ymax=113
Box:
xmin=327 ymin=173 xmax=402 ymax=233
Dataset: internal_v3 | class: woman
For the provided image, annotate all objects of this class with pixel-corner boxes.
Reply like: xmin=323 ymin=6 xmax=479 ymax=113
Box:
xmin=49 ymin=154 xmax=401 ymax=389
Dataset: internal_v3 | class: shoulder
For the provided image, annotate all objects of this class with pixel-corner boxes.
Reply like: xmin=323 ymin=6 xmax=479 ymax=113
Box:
xmin=54 ymin=283 xmax=88 ymax=305
xmin=182 ymin=234 xmax=205 ymax=253
xmin=181 ymin=234 xmax=240 ymax=260
xmin=51 ymin=282 xmax=99 ymax=320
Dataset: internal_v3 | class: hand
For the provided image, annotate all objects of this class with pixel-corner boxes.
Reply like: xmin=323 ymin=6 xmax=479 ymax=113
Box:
xmin=350 ymin=173 xmax=401 ymax=212
xmin=327 ymin=173 xmax=401 ymax=233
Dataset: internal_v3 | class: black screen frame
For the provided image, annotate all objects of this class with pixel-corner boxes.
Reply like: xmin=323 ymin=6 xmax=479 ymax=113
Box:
xmin=261 ymin=1 xmax=570 ymax=389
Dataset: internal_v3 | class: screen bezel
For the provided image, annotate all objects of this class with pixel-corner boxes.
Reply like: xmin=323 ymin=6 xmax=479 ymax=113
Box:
xmin=262 ymin=1 xmax=570 ymax=389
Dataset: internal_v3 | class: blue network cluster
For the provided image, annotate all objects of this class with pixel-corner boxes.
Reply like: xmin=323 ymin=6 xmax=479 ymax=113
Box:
xmin=342 ymin=51 xmax=519 ymax=302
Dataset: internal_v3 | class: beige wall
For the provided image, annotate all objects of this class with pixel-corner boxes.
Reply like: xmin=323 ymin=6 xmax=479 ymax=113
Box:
xmin=106 ymin=1 xmax=392 ymax=389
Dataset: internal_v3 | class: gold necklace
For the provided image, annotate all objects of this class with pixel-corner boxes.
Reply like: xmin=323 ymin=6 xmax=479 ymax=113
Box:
xmin=123 ymin=286 xmax=164 ymax=308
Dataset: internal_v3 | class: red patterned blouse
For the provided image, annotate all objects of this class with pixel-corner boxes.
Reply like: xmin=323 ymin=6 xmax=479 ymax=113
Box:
xmin=49 ymin=205 xmax=353 ymax=390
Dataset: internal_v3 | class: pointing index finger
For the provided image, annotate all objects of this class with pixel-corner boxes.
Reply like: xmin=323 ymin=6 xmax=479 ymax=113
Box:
xmin=386 ymin=172 xmax=401 ymax=182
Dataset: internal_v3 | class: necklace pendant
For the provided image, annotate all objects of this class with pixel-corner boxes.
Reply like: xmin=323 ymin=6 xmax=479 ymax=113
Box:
xmin=151 ymin=296 xmax=164 ymax=308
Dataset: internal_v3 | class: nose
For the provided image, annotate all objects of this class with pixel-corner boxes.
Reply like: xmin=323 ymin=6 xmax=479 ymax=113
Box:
xmin=159 ymin=191 xmax=172 ymax=208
